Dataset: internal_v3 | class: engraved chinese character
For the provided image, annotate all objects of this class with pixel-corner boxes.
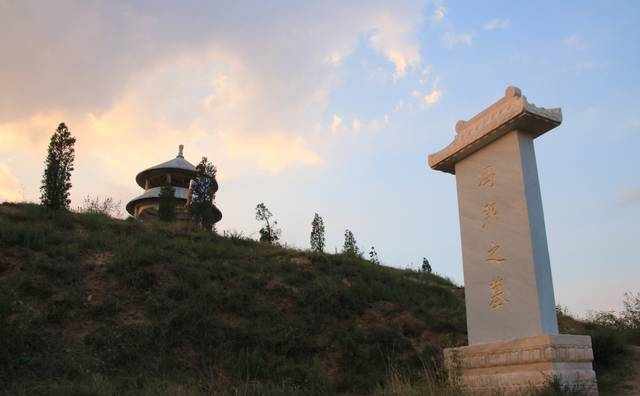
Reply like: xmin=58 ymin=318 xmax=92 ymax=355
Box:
xmin=486 ymin=241 xmax=506 ymax=263
xmin=489 ymin=276 xmax=508 ymax=310
xmin=481 ymin=201 xmax=498 ymax=229
xmin=478 ymin=165 xmax=496 ymax=188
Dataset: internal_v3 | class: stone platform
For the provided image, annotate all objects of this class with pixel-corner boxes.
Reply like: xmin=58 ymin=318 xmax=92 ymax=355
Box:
xmin=444 ymin=334 xmax=598 ymax=395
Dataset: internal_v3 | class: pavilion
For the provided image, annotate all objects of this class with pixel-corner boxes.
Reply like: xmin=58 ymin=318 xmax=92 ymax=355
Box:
xmin=126 ymin=145 xmax=222 ymax=223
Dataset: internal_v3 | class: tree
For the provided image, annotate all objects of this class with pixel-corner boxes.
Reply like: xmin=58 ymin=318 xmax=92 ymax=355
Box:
xmin=40 ymin=123 xmax=76 ymax=210
xmin=369 ymin=246 xmax=380 ymax=265
xmin=623 ymin=292 xmax=640 ymax=333
xmin=342 ymin=229 xmax=360 ymax=256
xmin=190 ymin=157 xmax=218 ymax=231
xmin=310 ymin=213 xmax=325 ymax=252
xmin=421 ymin=257 xmax=432 ymax=273
xmin=158 ymin=183 xmax=176 ymax=222
xmin=256 ymin=202 xmax=281 ymax=244
xmin=78 ymin=195 xmax=121 ymax=217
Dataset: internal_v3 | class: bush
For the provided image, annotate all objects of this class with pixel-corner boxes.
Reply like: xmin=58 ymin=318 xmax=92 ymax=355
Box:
xmin=77 ymin=196 xmax=122 ymax=218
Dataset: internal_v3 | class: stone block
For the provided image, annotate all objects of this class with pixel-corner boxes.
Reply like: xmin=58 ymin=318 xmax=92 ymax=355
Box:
xmin=444 ymin=334 xmax=598 ymax=395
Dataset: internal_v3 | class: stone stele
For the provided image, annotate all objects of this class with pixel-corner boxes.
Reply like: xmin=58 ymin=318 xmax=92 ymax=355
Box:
xmin=428 ymin=86 xmax=597 ymax=394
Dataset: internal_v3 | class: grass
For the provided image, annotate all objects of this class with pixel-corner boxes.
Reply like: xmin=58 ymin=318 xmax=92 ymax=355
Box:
xmin=0 ymin=203 xmax=466 ymax=395
xmin=558 ymin=308 xmax=637 ymax=395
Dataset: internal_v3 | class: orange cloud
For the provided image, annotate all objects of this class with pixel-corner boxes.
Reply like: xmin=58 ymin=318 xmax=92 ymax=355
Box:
xmin=0 ymin=164 xmax=22 ymax=203
xmin=221 ymin=131 xmax=323 ymax=175
xmin=0 ymin=2 xmax=428 ymax=210
xmin=369 ymin=12 xmax=422 ymax=79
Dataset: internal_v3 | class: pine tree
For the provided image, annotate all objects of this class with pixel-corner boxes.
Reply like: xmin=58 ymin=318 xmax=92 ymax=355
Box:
xmin=310 ymin=213 xmax=325 ymax=253
xmin=190 ymin=157 xmax=218 ymax=231
xmin=158 ymin=183 xmax=176 ymax=222
xmin=421 ymin=257 xmax=432 ymax=273
xmin=40 ymin=123 xmax=76 ymax=210
xmin=342 ymin=229 xmax=360 ymax=256
xmin=369 ymin=246 xmax=380 ymax=265
xmin=256 ymin=202 xmax=281 ymax=244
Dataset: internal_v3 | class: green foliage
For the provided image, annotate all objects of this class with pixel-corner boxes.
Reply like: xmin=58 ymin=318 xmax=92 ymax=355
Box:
xmin=78 ymin=196 xmax=121 ymax=217
xmin=189 ymin=157 xmax=218 ymax=231
xmin=158 ymin=184 xmax=176 ymax=222
xmin=421 ymin=257 xmax=432 ymax=273
xmin=342 ymin=229 xmax=360 ymax=256
xmin=309 ymin=213 xmax=325 ymax=253
xmin=586 ymin=312 xmax=628 ymax=372
xmin=256 ymin=202 xmax=281 ymax=244
xmin=40 ymin=123 xmax=76 ymax=210
xmin=369 ymin=246 xmax=380 ymax=265
xmin=622 ymin=292 xmax=640 ymax=344
xmin=557 ymin=305 xmax=635 ymax=394
xmin=0 ymin=203 xmax=469 ymax=394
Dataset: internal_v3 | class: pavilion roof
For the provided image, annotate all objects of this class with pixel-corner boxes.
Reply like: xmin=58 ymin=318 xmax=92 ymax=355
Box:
xmin=126 ymin=186 xmax=189 ymax=215
xmin=135 ymin=145 xmax=198 ymax=188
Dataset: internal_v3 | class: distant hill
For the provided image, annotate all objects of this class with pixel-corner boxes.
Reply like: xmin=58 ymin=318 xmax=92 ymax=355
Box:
xmin=0 ymin=203 xmax=467 ymax=395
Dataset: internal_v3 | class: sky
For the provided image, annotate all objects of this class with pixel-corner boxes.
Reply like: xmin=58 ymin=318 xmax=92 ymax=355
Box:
xmin=1 ymin=1 xmax=638 ymax=316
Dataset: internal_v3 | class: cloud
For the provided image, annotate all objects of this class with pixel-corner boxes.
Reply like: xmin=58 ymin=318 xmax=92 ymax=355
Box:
xmin=330 ymin=114 xmax=343 ymax=133
xmin=433 ymin=6 xmax=446 ymax=22
xmin=562 ymin=60 xmax=606 ymax=74
xmin=483 ymin=18 xmax=510 ymax=31
xmin=443 ymin=31 xmax=473 ymax=48
xmin=221 ymin=131 xmax=323 ymax=175
xmin=617 ymin=187 xmax=640 ymax=206
xmin=0 ymin=1 xmax=428 ymax=208
xmin=419 ymin=66 xmax=432 ymax=85
xmin=367 ymin=114 xmax=390 ymax=131
xmin=423 ymin=88 xmax=443 ymax=105
xmin=325 ymin=52 xmax=345 ymax=67
xmin=413 ymin=86 xmax=443 ymax=106
xmin=351 ymin=118 xmax=363 ymax=132
xmin=563 ymin=34 xmax=588 ymax=50
xmin=329 ymin=113 xmax=389 ymax=135
xmin=368 ymin=12 xmax=422 ymax=79
xmin=0 ymin=1 xmax=427 ymax=119
xmin=0 ymin=164 xmax=22 ymax=203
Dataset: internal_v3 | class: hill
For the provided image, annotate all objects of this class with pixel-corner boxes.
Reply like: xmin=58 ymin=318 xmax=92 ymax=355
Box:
xmin=0 ymin=203 xmax=467 ymax=395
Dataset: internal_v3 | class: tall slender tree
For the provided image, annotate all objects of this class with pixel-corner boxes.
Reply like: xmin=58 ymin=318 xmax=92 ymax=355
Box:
xmin=310 ymin=213 xmax=325 ymax=253
xmin=190 ymin=157 xmax=218 ymax=230
xmin=158 ymin=183 xmax=176 ymax=222
xmin=342 ymin=229 xmax=360 ymax=256
xmin=40 ymin=123 xmax=76 ymax=210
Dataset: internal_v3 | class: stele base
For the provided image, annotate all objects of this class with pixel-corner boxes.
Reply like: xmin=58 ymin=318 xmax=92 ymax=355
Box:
xmin=444 ymin=334 xmax=597 ymax=395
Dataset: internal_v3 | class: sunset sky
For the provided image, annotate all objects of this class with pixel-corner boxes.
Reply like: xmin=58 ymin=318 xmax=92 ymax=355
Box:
xmin=1 ymin=1 xmax=638 ymax=316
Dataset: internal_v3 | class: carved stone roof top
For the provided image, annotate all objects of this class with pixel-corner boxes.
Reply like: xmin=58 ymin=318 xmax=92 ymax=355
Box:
xmin=428 ymin=86 xmax=562 ymax=174
xmin=135 ymin=145 xmax=197 ymax=187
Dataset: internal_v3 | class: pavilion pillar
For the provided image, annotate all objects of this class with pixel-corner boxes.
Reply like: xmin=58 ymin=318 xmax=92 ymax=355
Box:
xmin=428 ymin=87 xmax=597 ymax=394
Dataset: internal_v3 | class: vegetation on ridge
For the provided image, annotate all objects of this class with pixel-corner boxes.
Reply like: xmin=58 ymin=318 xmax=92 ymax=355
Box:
xmin=0 ymin=202 xmax=465 ymax=395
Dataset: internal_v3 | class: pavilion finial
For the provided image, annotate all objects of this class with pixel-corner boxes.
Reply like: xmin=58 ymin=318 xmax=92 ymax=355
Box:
xmin=178 ymin=144 xmax=184 ymax=158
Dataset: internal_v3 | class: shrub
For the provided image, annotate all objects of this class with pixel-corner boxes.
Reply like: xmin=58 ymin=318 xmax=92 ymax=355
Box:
xmin=256 ymin=203 xmax=281 ymax=244
xmin=77 ymin=196 xmax=122 ymax=218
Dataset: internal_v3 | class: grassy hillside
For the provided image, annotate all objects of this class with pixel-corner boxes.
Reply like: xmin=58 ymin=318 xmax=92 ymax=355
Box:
xmin=0 ymin=203 xmax=467 ymax=395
